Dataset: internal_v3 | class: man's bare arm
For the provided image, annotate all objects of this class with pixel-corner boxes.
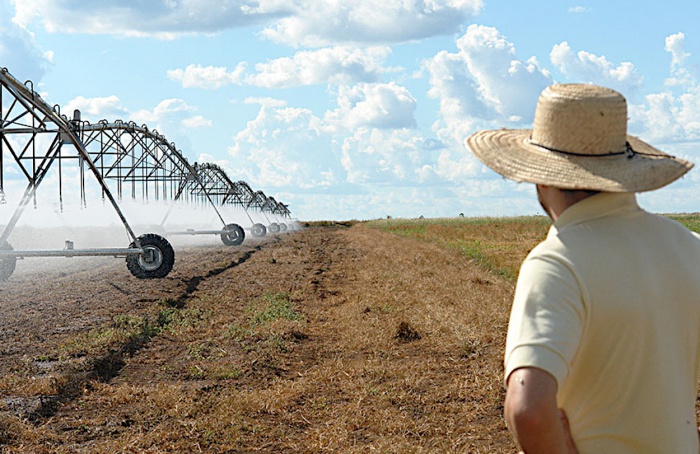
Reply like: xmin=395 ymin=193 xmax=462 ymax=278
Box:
xmin=505 ymin=367 xmax=578 ymax=453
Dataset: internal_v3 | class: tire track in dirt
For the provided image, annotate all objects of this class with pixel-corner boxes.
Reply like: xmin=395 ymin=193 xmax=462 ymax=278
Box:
xmin=177 ymin=246 xmax=261 ymax=305
xmin=0 ymin=225 xmax=520 ymax=452
xmin=0 ymin=239 xmax=271 ymax=422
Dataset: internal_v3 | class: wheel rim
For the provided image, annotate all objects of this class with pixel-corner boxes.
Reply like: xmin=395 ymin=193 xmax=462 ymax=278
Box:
xmin=139 ymin=245 xmax=164 ymax=271
xmin=221 ymin=224 xmax=245 ymax=246
xmin=225 ymin=228 xmax=242 ymax=242
xmin=252 ymin=224 xmax=265 ymax=237
xmin=127 ymin=234 xmax=174 ymax=279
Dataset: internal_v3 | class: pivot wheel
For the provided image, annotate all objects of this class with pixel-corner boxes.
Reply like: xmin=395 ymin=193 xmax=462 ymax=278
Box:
xmin=251 ymin=223 xmax=267 ymax=238
xmin=0 ymin=241 xmax=16 ymax=282
xmin=280 ymin=223 xmax=288 ymax=232
xmin=268 ymin=223 xmax=280 ymax=233
xmin=126 ymin=233 xmax=175 ymax=279
xmin=221 ymin=223 xmax=245 ymax=246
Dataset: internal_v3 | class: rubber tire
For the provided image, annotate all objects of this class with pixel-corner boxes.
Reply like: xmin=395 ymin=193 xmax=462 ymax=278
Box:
xmin=251 ymin=223 xmax=267 ymax=238
xmin=126 ymin=234 xmax=174 ymax=279
xmin=268 ymin=223 xmax=280 ymax=233
xmin=0 ymin=241 xmax=16 ymax=282
xmin=279 ymin=223 xmax=287 ymax=232
xmin=221 ymin=223 xmax=245 ymax=246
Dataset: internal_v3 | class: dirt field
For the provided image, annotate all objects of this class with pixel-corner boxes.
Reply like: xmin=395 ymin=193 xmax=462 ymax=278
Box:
xmin=0 ymin=223 xmax=518 ymax=452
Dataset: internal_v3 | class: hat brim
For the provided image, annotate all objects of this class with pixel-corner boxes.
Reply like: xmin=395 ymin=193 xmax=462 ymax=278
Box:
xmin=466 ymin=129 xmax=694 ymax=192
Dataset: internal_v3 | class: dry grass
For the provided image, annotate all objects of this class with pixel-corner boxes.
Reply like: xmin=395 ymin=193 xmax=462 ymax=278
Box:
xmin=2 ymin=213 xmax=695 ymax=452
xmin=367 ymin=216 xmax=550 ymax=280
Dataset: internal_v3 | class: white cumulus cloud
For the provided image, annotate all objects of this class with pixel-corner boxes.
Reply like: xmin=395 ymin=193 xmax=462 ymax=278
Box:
xmin=245 ymin=46 xmax=390 ymax=88
xmin=12 ymin=0 xmax=482 ymax=46
xmin=11 ymin=0 xmax=293 ymax=38
xmin=666 ymin=32 xmax=690 ymax=69
xmin=131 ymin=98 xmax=193 ymax=125
xmin=228 ymin=84 xmax=440 ymax=190
xmin=325 ymin=82 xmax=417 ymax=130
xmin=261 ymin=0 xmax=483 ymax=47
xmin=340 ymin=127 xmax=435 ymax=184
xmin=550 ymin=41 xmax=644 ymax=96
xmin=182 ymin=115 xmax=212 ymax=128
xmin=425 ymin=24 xmax=551 ymax=148
xmin=629 ymin=33 xmax=700 ymax=144
xmin=243 ymin=97 xmax=287 ymax=107
xmin=128 ymin=98 xmax=206 ymax=152
xmin=167 ymin=63 xmax=246 ymax=89
xmin=457 ymin=25 xmax=551 ymax=120
xmin=664 ymin=32 xmax=694 ymax=88
xmin=0 ymin=4 xmax=50 ymax=81
xmin=64 ymin=95 xmax=128 ymax=121
xmin=227 ymin=105 xmax=339 ymax=189
xmin=169 ymin=47 xmax=391 ymax=90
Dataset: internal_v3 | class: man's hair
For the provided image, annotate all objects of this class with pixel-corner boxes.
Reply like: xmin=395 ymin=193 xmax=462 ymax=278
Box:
xmin=560 ymin=188 xmax=601 ymax=203
xmin=561 ymin=189 xmax=600 ymax=196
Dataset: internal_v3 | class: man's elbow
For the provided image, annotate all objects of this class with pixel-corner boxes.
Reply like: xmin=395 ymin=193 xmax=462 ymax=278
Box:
xmin=505 ymin=400 xmax=552 ymax=435
xmin=504 ymin=368 xmax=560 ymax=436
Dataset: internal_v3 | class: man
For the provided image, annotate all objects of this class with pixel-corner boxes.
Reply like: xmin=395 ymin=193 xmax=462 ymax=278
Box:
xmin=466 ymin=84 xmax=700 ymax=453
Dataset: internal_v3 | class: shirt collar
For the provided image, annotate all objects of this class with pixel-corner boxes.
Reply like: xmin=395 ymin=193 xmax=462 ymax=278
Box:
xmin=553 ymin=192 xmax=640 ymax=231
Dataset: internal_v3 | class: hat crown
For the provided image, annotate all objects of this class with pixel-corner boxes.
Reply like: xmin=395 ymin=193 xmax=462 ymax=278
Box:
xmin=531 ymin=84 xmax=628 ymax=155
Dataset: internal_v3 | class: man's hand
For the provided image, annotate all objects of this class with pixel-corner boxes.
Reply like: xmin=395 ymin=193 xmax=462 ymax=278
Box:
xmin=559 ymin=409 xmax=578 ymax=453
xmin=505 ymin=367 xmax=579 ymax=454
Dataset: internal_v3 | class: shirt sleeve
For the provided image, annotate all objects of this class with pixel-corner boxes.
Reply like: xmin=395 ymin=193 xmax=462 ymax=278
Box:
xmin=504 ymin=250 xmax=586 ymax=388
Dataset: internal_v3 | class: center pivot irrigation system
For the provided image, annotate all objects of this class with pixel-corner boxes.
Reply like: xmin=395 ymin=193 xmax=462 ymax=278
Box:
xmin=0 ymin=67 xmax=294 ymax=282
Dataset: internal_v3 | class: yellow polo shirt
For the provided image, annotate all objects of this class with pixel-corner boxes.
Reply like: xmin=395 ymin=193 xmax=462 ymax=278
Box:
xmin=504 ymin=192 xmax=700 ymax=453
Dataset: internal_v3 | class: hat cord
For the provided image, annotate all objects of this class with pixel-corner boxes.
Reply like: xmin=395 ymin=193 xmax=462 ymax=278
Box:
xmin=528 ymin=139 xmax=657 ymax=159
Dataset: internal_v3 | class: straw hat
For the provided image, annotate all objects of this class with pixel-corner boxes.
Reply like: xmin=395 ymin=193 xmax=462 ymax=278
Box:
xmin=465 ymin=84 xmax=693 ymax=192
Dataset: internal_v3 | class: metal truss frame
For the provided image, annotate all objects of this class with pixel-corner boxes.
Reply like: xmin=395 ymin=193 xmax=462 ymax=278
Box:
xmin=0 ymin=67 xmax=294 ymax=281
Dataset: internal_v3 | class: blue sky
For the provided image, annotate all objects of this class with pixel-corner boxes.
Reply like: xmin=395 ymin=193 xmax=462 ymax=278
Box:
xmin=2 ymin=0 xmax=700 ymax=221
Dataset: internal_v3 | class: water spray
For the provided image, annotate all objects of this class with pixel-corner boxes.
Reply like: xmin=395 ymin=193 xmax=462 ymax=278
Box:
xmin=0 ymin=67 xmax=294 ymax=282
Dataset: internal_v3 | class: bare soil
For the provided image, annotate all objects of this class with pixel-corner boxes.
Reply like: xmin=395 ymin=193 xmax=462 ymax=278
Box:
xmin=0 ymin=224 xmax=517 ymax=453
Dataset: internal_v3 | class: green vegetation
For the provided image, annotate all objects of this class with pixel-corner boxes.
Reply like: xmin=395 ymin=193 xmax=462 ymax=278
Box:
xmin=246 ymin=291 xmax=303 ymax=326
xmin=366 ymin=216 xmax=551 ymax=280
xmin=668 ymin=213 xmax=700 ymax=233
xmin=5 ymin=214 xmax=697 ymax=452
xmin=58 ymin=313 xmax=164 ymax=360
xmin=228 ymin=291 xmax=304 ymax=357
xmin=368 ymin=212 xmax=700 ymax=280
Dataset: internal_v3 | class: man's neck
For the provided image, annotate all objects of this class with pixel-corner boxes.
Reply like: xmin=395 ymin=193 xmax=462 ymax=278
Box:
xmin=537 ymin=185 xmax=600 ymax=221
